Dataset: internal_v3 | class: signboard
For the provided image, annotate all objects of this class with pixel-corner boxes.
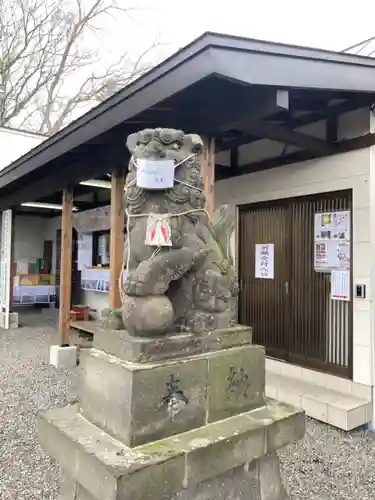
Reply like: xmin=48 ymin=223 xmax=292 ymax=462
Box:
xmin=73 ymin=205 xmax=112 ymax=233
xmin=0 ymin=210 xmax=12 ymax=329
xmin=255 ymin=243 xmax=274 ymax=279
xmin=314 ymin=211 xmax=350 ymax=272
xmin=331 ymin=270 xmax=350 ymax=301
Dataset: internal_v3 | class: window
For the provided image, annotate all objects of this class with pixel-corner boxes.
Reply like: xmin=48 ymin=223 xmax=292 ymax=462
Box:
xmin=92 ymin=230 xmax=110 ymax=267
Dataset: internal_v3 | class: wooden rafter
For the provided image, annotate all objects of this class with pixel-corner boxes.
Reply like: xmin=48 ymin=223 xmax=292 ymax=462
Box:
xmin=231 ymin=119 xmax=333 ymax=155
xmin=216 ymin=131 xmax=375 ymax=180
xmin=217 ymin=96 xmax=374 ymax=153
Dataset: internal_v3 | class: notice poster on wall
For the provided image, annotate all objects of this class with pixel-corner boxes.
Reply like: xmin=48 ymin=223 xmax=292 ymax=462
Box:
xmin=0 ymin=210 xmax=12 ymax=329
xmin=77 ymin=233 xmax=93 ymax=271
xmin=314 ymin=211 xmax=351 ymax=272
xmin=331 ymin=270 xmax=350 ymax=301
xmin=255 ymin=243 xmax=274 ymax=279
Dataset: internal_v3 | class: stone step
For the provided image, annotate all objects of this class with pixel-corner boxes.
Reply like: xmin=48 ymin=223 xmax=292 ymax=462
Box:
xmin=38 ymin=400 xmax=305 ymax=500
xmin=266 ymin=372 xmax=371 ymax=431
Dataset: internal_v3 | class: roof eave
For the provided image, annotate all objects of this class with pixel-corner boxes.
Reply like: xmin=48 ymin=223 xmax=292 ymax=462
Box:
xmin=0 ymin=48 xmax=218 ymax=189
xmin=211 ymin=47 xmax=375 ymax=93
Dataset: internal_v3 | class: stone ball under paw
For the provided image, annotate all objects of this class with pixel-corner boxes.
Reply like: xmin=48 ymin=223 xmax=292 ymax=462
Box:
xmin=122 ymin=295 xmax=173 ymax=337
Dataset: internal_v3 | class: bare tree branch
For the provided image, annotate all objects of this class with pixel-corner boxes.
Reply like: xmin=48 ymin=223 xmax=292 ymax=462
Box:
xmin=0 ymin=0 xmax=163 ymax=134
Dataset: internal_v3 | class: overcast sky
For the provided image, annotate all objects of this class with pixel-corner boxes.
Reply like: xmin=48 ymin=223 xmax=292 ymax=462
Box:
xmin=108 ymin=0 xmax=374 ymax=56
xmin=20 ymin=0 xmax=373 ymax=132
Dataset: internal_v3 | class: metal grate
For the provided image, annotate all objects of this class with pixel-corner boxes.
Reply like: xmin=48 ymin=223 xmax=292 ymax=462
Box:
xmin=238 ymin=190 xmax=352 ymax=378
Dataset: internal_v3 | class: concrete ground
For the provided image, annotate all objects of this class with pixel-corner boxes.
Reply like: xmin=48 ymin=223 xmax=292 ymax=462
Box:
xmin=1 ymin=308 xmax=375 ymax=499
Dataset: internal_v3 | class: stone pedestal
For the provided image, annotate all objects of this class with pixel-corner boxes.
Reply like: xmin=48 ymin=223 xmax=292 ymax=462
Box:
xmin=38 ymin=326 xmax=305 ymax=500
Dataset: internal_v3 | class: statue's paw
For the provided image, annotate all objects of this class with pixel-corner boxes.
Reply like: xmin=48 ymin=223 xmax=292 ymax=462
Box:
xmin=123 ymin=281 xmax=135 ymax=295
xmin=123 ymin=274 xmax=139 ymax=295
xmin=124 ymin=276 xmax=148 ymax=296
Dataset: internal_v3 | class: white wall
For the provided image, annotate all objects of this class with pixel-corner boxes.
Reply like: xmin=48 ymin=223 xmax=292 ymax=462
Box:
xmin=215 ymin=108 xmax=373 ymax=389
xmin=0 ymin=214 xmax=49 ymax=264
xmin=0 ymin=127 xmax=46 ymax=172
xmin=13 ymin=216 xmax=47 ymax=262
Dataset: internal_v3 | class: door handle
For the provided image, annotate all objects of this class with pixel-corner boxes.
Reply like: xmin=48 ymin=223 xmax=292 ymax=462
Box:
xmin=285 ymin=281 xmax=289 ymax=294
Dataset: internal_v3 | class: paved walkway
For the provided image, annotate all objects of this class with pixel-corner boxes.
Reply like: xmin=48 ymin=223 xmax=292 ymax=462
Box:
xmin=1 ymin=308 xmax=375 ymax=499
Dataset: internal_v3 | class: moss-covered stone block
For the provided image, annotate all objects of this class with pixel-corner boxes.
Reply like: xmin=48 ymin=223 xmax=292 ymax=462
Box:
xmin=158 ymin=413 xmax=266 ymax=487
xmin=80 ymin=349 xmax=207 ymax=447
xmin=38 ymin=406 xmax=186 ymax=500
xmin=206 ymin=345 xmax=265 ymax=423
xmin=93 ymin=325 xmax=252 ymax=363
xmin=38 ymin=401 xmax=304 ymax=500
xmin=80 ymin=342 xmax=266 ymax=447
xmin=131 ymin=356 xmax=207 ymax=446
xmin=248 ymin=399 xmax=306 ymax=452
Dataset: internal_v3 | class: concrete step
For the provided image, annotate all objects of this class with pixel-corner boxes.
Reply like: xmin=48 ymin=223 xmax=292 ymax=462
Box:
xmin=266 ymin=371 xmax=371 ymax=431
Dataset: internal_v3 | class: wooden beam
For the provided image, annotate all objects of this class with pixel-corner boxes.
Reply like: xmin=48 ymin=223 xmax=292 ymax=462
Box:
xmin=230 ymin=147 xmax=239 ymax=168
xmin=58 ymin=188 xmax=73 ymax=346
xmin=217 ymin=131 xmax=375 ymax=179
xmin=37 ymin=192 xmax=105 ymax=212
xmin=228 ymin=119 xmax=332 ymax=155
xmin=217 ymin=95 xmax=374 ymax=152
xmin=215 ymin=88 xmax=289 ymax=134
xmin=326 ymin=115 xmax=338 ymax=142
xmin=202 ymin=137 xmax=215 ymax=217
xmin=109 ymin=166 xmax=125 ymax=310
xmin=182 ymin=88 xmax=286 ymax=138
xmin=0 ymin=144 xmax=126 ymax=211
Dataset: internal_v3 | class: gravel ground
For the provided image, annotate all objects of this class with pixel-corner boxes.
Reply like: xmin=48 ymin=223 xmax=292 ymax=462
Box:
xmin=1 ymin=309 xmax=375 ymax=499
xmin=0 ymin=310 xmax=79 ymax=500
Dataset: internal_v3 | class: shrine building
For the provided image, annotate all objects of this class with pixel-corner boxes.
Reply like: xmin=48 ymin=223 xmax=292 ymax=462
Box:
xmin=1 ymin=33 xmax=375 ymax=431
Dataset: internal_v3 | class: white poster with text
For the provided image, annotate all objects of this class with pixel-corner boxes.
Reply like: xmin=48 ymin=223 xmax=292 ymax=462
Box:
xmin=314 ymin=211 xmax=351 ymax=272
xmin=331 ymin=269 xmax=350 ymax=301
xmin=255 ymin=243 xmax=274 ymax=279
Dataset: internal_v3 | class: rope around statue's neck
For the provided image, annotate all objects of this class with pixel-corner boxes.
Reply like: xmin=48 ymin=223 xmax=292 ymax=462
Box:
xmin=118 ymin=207 xmax=211 ymax=303
xmin=119 ymin=152 xmax=210 ymax=303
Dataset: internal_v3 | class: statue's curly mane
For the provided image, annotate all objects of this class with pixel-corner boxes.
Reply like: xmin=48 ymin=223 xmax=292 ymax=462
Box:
xmin=125 ymin=128 xmax=206 ymax=215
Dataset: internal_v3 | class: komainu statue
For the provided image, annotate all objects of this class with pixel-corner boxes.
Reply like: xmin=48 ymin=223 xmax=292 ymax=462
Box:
xmin=122 ymin=128 xmax=238 ymax=336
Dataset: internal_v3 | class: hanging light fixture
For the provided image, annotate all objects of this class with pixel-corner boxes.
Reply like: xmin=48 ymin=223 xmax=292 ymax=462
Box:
xmin=21 ymin=202 xmax=79 ymax=211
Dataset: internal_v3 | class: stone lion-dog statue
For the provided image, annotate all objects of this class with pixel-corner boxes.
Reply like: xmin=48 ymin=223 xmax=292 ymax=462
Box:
xmin=122 ymin=128 xmax=238 ymax=337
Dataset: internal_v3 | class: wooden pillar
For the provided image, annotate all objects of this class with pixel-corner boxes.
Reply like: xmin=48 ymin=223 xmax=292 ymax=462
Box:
xmin=202 ymin=136 xmax=215 ymax=217
xmin=109 ymin=167 xmax=125 ymax=310
xmin=58 ymin=188 xmax=73 ymax=346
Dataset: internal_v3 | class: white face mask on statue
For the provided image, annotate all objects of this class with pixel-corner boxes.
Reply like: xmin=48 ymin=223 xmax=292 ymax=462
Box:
xmin=136 ymin=159 xmax=175 ymax=190
xmin=128 ymin=154 xmax=198 ymax=191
